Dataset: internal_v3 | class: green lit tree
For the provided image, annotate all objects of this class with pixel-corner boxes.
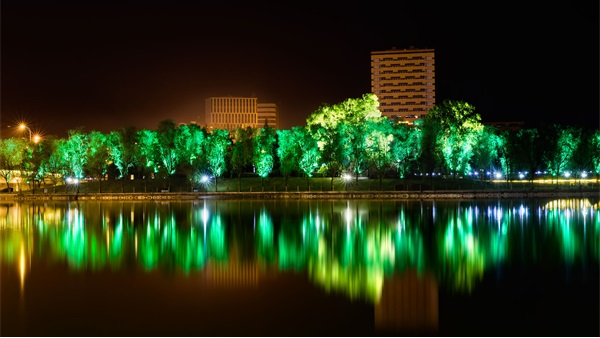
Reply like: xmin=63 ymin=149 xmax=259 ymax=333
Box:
xmin=174 ymin=123 xmax=208 ymax=190
xmin=513 ymin=128 xmax=544 ymax=187
xmin=426 ymin=100 xmax=483 ymax=178
xmin=205 ymin=128 xmax=231 ymax=192
xmin=136 ymin=129 xmax=159 ymax=192
xmin=21 ymin=139 xmax=46 ymax=192
xmin=293 ymin=126 xmax=320 ymax=191
xmin=0 ymin=138 xmax=27 ymax=190
xmin=230 ymin=126 xmax=255 ymax=192
xmin=62 ymin=128 xmax=88 ymax=180
xmin=83 ymin=131 xmax=110 ymax=192
xmin=364 ymin=118 xmax=395 ymax=190
xmin=471 ymin=125 xmax=503 ymax=183
xmin=570 ymin=128 xmax=596 ymax=185
xmin=543 ymin=124 xmax=581 ymax=186
xmin=338 ymin=122 xmax=368 ymax=185
xmin=32 ymin=137 xmax=57 ymax=191
xmin=275 ymin=128 xmax=300 ymax=190
xmin=253 ymin=124 xmax=277 ymax=190
xmin=495 ymin=130 xmax=517 ymax=184
xmin=108 ymin=127 xmax=138 ymax=192
xmin=41 ymin=137 xmax=65 ymax=192
xmin=391 ymin=122 xmax=422 ymax=179
xmin=590 ymin=129 xmax=600 ymax=180
xmin=156 ymin=120 xmax=179 ymax=191
xmin=306 ymin=93 xmax=382 ymax=190
xmin=311 ymin=124 xmax=344 ymax=191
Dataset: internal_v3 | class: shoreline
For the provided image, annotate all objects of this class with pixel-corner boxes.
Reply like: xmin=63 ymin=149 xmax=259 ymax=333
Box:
xmin=2 ymin=189 xmax=599 ymax=201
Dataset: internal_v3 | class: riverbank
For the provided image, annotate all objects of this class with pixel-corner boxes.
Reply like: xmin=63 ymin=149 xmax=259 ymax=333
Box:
xmin=2 ymin=188 xmax=599 ymax=202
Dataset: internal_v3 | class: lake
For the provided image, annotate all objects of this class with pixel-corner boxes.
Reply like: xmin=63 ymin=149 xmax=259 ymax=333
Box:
xmin=1 ymin=198 xmax=598 ymax=336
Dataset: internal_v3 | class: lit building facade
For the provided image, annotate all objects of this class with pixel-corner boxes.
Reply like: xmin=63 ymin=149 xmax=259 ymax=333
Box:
xmin=205 ymin=97 xmax=258 ymax=131
xmin=257 ymin=103 xmax=278 ymax=129
xmin=371 ymin=47 xmax=435 ymax=124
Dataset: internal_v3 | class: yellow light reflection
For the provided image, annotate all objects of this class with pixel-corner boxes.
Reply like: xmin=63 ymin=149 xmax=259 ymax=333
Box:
xmin=19 ymin=243 xmax=26 ymax=294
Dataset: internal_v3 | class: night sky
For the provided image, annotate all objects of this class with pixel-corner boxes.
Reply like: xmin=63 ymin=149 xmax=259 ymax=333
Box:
xmin=1 ymin=1 xmax=598 ymax=138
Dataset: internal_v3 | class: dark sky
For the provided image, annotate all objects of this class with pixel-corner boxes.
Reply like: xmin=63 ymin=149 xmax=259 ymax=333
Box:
xmin=1 ymin=1 xmax=598 ymax=138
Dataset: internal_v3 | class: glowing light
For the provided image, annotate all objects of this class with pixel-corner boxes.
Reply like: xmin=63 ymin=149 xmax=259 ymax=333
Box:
xmin=19 ymin=243 xmax=26 ymax=294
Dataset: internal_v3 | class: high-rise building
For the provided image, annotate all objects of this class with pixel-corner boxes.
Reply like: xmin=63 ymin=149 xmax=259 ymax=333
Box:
xmin=256 ymin=103 xmax=278 ymax=129
xmin=205 ymin=97 xmax=258 ymax=131
xmin=371 ymin=47 xmax=435 ymax=124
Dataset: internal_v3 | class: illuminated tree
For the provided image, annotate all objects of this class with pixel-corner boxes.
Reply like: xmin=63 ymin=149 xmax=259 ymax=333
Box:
xmin=390 ymin=122 xmax=422 ymax=179
xmin=471 ymin=125 xmax=503 ymax=183
xmin=156 ymin=120 xmax=179 ymax=191
xmin=590 ymin=129 xmax=600 ymax=179
xmin=543 ymin=124 xmax=581 ymax=186
xmin=306 ymin=93 xmax=382 ymax=190
xmin=83 ymin=131 xmax=110 ymax=192
xmin=230 ymin=126 xmax=255 ymax=192
xmin=570 ymin=128 xmax=596 ymax=182
xmin=253 ymin=124 xmax=276 ymax=190
xmin=293 ymin=126 xmax=320 ymax=191
xmin=21 ymin=138 xmax=46 ymax=192
xmin=32 ymin=137 xmax=58 ymax=191
xmin=108 ymin=127 xmax=138 ymax=192
xmin=513 ymin=128 xmax=544 ymax=187
xmin=310 ymin=123 xmax=344 ymax=190
xmin=276 ymin=128 xmax=300 ymax=190
xmin=136 ymin=129 xmax=159 ymax=192
xmin=0 ymin=138 xmax=27 ymax=190
xmin=62 ymin=128 xmax=88 ymax=180
xmin=305 ymin=93 xmax=381 ymax=128
xmin=364 ymin=118 xmax=395 ymax=190
xmin=338 ymin=122 xmax=368 ymax=185
xmin=174 ymin=123 xmax=208 ymax=189
xmin=205 ymin=128 xmax=231 ymax=192
xmin=426 ymin=100 xmax=483 ymax=178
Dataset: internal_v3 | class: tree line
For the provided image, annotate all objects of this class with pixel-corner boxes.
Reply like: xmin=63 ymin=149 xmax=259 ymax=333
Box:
xmin=1 ymin=93 xmax=599 ymax=192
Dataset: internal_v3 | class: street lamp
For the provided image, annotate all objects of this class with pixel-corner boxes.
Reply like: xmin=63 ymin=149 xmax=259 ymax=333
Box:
xmin=19 ymin=123 xmax=32 ymax=141
xmin=18 ymin=123 xmax=41 ymax=143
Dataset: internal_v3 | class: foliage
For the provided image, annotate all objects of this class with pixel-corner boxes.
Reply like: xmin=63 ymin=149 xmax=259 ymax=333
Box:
xmin=0 ymin=138 xmax=27 ymax=189
xmin=426 ymin=100 xmax=483 ymax=177
xmin=205 ymin=128 xmax=231 ymax=191
xmin=253 ymin=125 xmax=276 ymax=180
xmin=544 ymin=124 xmax=581 ymax=182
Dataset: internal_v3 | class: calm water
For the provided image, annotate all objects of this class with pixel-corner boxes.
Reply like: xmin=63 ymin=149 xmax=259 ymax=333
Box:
xmin=1 ymin=198 xmax=598 ymax=336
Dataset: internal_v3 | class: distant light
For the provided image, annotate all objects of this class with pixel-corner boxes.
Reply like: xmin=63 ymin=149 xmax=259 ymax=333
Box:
xmin=201 ymin=175 xmax=209 ymax=183
xmin=519 ymin=173 xmax=525 ymax=179
xmin=495 ymin=172 xmax=502 ymax=179
xmin=564 ymin=172 xmax=571 ymax=178
xmin=581 ymin=172 xmax=588 ymax=178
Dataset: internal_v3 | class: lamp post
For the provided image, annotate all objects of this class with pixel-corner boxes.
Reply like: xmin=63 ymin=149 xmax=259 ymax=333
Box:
xmin=19 ymin=123 xmax=32 ymax=141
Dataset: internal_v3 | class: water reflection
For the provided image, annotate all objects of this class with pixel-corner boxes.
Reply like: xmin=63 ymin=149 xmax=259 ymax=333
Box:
xmin=1 ymin=198 xmax=599 ymax=334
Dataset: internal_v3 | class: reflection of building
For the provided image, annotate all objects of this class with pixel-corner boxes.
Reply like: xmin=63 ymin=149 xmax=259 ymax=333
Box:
xmin=375 ymin=270 xmax=439 ymax=333
xmin=204 ymin=261 xmax=260 ymax=287
xmin=371 ymin=47 xmax=435 ymax=125
xmin=257 ymin=103 xmax=278 ymax=129
xmin=204 ymin=97 xmax=279 ymax=131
